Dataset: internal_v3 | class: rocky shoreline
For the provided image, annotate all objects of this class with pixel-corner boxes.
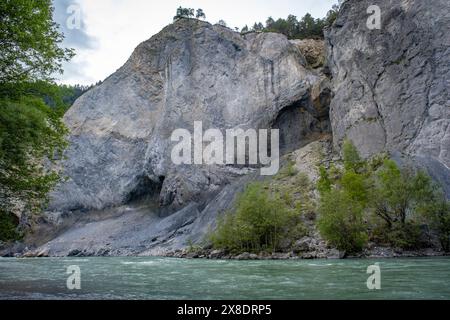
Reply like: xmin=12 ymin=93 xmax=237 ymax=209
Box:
xmin=164 ymin=246 xmax=448 ymax=261
xmin=1 ymin=239 xmax=447 ymax=260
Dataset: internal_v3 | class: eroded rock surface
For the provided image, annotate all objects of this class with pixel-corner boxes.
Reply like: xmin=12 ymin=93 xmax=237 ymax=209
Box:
xmin=51 ymin=19 xmax=329 ymax=214
xmin=326 ymin=0 xmax=449 ymax=174
xmin=20 ymin=0 xmax=450 ymax=257
xmin=31 ymin=19 xmax=331 ymax=255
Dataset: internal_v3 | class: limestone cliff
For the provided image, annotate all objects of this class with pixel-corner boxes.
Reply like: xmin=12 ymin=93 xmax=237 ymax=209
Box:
xmin=13 ymin=0 xmax=449 ymax=257
xmin=326 ymin=0 xmax=450 ymax=196
xmin=23 ymin=19 xmax=330 ymax=256
xmin=51 ymin=19 xmax=328 ymax=214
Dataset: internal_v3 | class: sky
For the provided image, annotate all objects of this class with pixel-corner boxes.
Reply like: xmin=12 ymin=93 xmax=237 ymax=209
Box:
xmin=53 ymin=0 xmax=338 ymax=85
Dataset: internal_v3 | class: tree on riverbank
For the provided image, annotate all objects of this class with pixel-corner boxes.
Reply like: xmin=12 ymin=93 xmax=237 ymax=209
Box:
xmin=317 ymin=141 xmax=450 ymax=253
xmin=210 ymin=139 xmax=450 ymax=256
xmin=0 ymin=0 xmax=74 ymax=240
xmin=210 ymin=182 xmax=296 ymax=253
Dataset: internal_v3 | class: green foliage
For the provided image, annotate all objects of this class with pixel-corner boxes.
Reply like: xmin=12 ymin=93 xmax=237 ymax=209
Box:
xmin=342 ymin=139 xmax=363 ymax=172
xmin=317 ymin=140 xmax=450 ymax=252
xmin=195 ymin=9 xmax=206 ymax=20
xmin=0 ymin=210 xmax=21 ymax=241
xmin=26 ymin=82 xmax=93 ymax=113
xmin=277 ymin=160 xmax=298 ymax=179
xmin=172 ymin=4 xmax=341 ymax=39
xmin=317 ymin=166 xmax=332 ymax=195
xmin=210 ymin=182 xmax=298 ymax=253
xmin=372 ymin=160 xmax=436 ymax=227
xmin=324 ymin=4 xmax=340 ymax=27
xmin=295 ymin=172 xmax=311 ymax=191
xmin=0 ymin=0 xmax=74 ymax=83
xmin=424 ymin=199 xmax=450 ymax=252
xmin=384 ymin=222 xmax=422 ymax=250
xmin=211 ymin=162 xmax=314 ymax=254
xmin=318 ymin=190 xmax=368 ymax=253
xmin=0 ymin=0 xmax=73 ymax=241
xmin=174 ymin=7 xmax=195 ymax=20
xmin=0 ymin=81 xmax=92 ymax=115
xmin=252 ymin=22 xmax=264 ymax=32
xmin=272 ymin=164 xmax=313 ymax=213
xmin=173 ymin=7 xmax=206 ymax=22
xmin=317 ymin=146 xmax=369 ymax=253
xmin=372 ymin=163 xmax=445 ymax=249
xmin=339 ymin=170 xmax=368 ymax=205
xmin=0 ymin=96 xmax=68 ymax=216
xmin=186 ymin=239 xmax=203 ymax=254
xmin=316 ymin=141 xmax=372 ymax=253
xmin=248 ymin=4 xmax=340 ymax=40
xmin=217 ymin=20 xmax=228 ymax=28
xmin=367 ymin=153 xmax=388 ymax=173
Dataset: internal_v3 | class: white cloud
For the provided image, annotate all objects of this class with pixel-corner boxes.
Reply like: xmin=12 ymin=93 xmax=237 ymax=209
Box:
xmin=56 ymin=0 xmax=337 ymax=85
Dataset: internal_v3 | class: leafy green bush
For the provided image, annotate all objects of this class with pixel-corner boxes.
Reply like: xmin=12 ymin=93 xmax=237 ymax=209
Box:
xmin=418 ymin=195 xmax=450 ymax=252
xmin=210 ymin=182 xmax=297 ymax=253
xmin=318 ymin=188 xmax=368 ymax=253
xmin=385 ymin=222 xmax=422 ymax=250
xmin=0 ymin=97 xmax=68 ymax=223
xmin=316 ymin=141 xmax=370 ymax=253
xmin=317 ymin=166 xmax=332 ymax=195
xmin=274 ymin=167 xmax=315 ymax=219
xmin=276 ymin=160 xmax=298 ymax=179
xmin=0 ymin=0 xmax=74 ymax=83
xmin=370 ymin=216 xmax=423 ymax=250
xmin=369 ymin=159 xmax=444 ymax=249
xmin=342 ymin=139 xmax=364 ymax=172
xmin=0 ymin=210 xmax=21 ymax=241
xmin=339 ymin=170 xmax=369 ymax=205
xmin=0 ymin=0 xmax=73 ymax=241
xmin=317 ymin=140 xmax=450 ymax=252
xmin=371 ymin=160 xmax=434 ymax=226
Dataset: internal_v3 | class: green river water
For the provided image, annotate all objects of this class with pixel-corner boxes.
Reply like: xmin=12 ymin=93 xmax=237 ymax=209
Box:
xmin=0 ymin=257 xmax=449 ymax=300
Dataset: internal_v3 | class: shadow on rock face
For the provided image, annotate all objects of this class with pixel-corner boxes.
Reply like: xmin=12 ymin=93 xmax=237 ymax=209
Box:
xmin=126 ymin=175 xmax=164 ymax=204
xmin=273 ymin=98 xmax=330 ymax=155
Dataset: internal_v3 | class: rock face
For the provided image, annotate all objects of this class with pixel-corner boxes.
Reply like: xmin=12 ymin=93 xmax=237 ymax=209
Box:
xmin=326 ymin=0 xmax=450 ymax=195
xmin=22 ymin=0 xmax=449 ymax=257
xmin=35 ymin=19 xmax=330 ymax=255
xmin=291 ymin=39 xmax=326 ymax=69
xmin=52 ymin=19 xmax=329 ymax=213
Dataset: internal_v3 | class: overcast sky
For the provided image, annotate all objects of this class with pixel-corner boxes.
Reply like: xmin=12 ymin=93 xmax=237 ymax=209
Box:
xmin=53 ymin=0 xmax=337 ymax=85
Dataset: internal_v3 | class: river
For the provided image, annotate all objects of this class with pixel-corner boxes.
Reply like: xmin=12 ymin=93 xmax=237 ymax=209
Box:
xmin=0 ymin=257 xmax=449 ymax=299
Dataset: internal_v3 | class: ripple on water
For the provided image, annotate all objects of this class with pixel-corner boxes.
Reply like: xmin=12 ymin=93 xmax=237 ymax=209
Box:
xmin=62 ymin=259 xmax=90 ymax=263
xmin=0 ymin=257 xmax=449 ymax=299
xmin=120 ymin=261 xmax=157 ymax=266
